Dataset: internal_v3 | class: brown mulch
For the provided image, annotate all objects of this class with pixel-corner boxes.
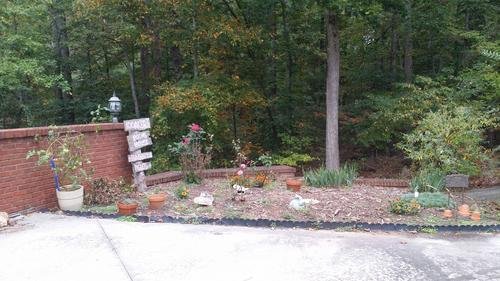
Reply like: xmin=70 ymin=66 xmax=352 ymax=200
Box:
xmin=129 ymin=178 xmax=500 ymax=225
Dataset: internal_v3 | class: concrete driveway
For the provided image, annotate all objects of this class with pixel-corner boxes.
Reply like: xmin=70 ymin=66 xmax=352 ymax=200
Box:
xmin=0 ymin=213 xmax=499 ymax=281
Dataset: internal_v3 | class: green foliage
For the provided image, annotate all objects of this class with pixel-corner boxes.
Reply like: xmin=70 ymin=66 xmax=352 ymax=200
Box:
xmin=304 ymin=163 xmax=358 ymax=188
xmin=84 ymin=178 xmax=133 ymax=206
xmin=389 ymin=199 xmax=421 ymax=215
xmin=174 ymin=184 xmax=190 ymax=199
xmin=401 ymin=192 xmax=454 ymax=208
xmin=273 ymin=153 xmax=315 ymax=167
xmin=116 ymin=216 xmax=137 ymax=222
xmin=27 ymin=127 xmax=91 ymax=189
xmin=409 ymin=170 xmax=445 ymax=193
xmin=398 ymin=107 xmax=494 ymax=175
xmin=169 ymin=124 xmax=212 ymax=183
xmin=90 ymin=105 xmax=110 ymax=123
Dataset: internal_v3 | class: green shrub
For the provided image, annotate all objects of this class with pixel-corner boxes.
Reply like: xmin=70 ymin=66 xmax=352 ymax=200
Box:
xmin=401 ymin=192 xmax=454 ymax=208
xmin=389 ymin=199 xmax=421 ymax=215
xmin=304 ymin=163 xmax=358 ymax=188
xmin=273 ymin=153 xmax=315 ymax=167
xmin=409 ymin=169 xmax=445 ymax=193
xmin=175 ymin=184 xmax=190 ymax=199
xmin=398 ymin=106 xmax=494 ymax=176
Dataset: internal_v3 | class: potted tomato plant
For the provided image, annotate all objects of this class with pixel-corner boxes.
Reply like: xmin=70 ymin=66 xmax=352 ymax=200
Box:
xmin=27 ymin=127 xmax=91 ymax=211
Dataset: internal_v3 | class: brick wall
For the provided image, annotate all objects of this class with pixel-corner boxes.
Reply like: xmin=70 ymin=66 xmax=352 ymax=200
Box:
xmin=0 ymin=123 xmax=132 ymax=214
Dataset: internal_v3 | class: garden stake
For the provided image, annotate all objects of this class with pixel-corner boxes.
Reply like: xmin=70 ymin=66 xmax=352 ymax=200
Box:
xmin=49 ymin=158 xmax=61 ymax=191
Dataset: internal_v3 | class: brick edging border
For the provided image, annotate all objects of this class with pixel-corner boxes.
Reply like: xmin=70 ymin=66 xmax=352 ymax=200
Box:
xmin=58 ymin=210 xmax=499 ymax=233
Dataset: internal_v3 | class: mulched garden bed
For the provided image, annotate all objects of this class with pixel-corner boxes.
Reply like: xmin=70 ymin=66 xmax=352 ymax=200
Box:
xmin=105 ymin=178 xmax=500 ymax=226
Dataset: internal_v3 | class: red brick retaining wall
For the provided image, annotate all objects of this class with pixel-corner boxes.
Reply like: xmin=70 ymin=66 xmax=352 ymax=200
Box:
xmin=0 ymin=123 xmax=132 ymax=214
xmin=146 ymin=165 xmax=297 ymax=186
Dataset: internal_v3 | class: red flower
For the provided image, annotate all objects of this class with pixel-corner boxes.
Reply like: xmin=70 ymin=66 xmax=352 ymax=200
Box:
xmin=182 ymin=137 xmax=191 ymax=145
xmin=190 ymin=123 xmax=202 ymax=132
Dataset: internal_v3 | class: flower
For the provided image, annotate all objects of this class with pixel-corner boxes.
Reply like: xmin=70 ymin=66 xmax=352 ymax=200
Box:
xmin=236 ymin=169 xmax=244 ymax=176
xmin=190 ymin=123 xmax=202 ymax=132
xmin=182 ymin=137 xmax=191 ymax=145
xmin=240 ymin=163 xmax=247 ymax=169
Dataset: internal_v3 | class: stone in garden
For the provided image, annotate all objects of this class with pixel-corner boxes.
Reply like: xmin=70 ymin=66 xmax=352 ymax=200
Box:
xmin=194 ymin=192 xmax=214 ymax=206
xmin=289 ymin=195 xmax=319 ymax=211
xmin=445 ymin=174 xmax=469 ymax=188
xmin=0 ymin=212 xmax=8 ymax=228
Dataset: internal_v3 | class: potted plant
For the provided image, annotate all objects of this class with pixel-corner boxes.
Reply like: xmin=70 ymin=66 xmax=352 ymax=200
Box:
xmin=286 ymin=178 xmax=303 ymax=192
xmin=27 ymin=128 xmax=91 ymax=211
xmin=117 ymin=198 xmax=139 ymax=215
xmin=148 ymin=189 xmax=166 ymax=210
xmin=470 ymin=204 xmax=481 ymax=221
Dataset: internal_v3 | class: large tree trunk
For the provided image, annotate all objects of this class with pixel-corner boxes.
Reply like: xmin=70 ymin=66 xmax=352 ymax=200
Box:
xmin=50 ymin=1 xmax=74 ymax=123
xmin=126 ymin=57 xmax=140 ymax=118
xmin=325 ymin=9 xmax=340 ymax=171
xmin=403 ymin=0 xmax=413 ymax=83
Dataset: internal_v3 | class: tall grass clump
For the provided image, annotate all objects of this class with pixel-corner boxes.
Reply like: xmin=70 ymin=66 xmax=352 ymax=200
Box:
xmin=304 ymin=163 xmax=358 ymax=188
xmin=410 ymin=169 xmax=445 ymax=193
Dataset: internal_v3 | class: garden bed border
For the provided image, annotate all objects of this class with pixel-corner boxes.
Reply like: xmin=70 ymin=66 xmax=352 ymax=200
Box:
xmin=55 ymin=210 xmax=499 ymax=233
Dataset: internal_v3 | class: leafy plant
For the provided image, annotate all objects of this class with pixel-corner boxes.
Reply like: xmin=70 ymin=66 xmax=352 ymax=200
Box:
xmin=169 ymin=123 xmax=212 ymax=183
xmin=27 ymin=127 xmax=91 ymax=190
xmin=409 ymin=169 xmax=445 ymax=193
xmin=84 ymin=177 xmax=133 ymax=205
xmin=401 ymin=192 xmax=454 ymax=208
xmin=304 ymin=163 xmax=358 ymax=187
xmin=116 ymin=216 xmax=137 ymax=222
xmin=389 ymin=199 xmax=421 ymax=215
xmin=272 ymin=153 xmax=315 ymax=167
xmin=398 ymin=107 xmax=494 ymax=176
xmin=90 ymin=104 xmax=110 ymax=123
xmin=175 ymin=184 xmax=190 ymax=199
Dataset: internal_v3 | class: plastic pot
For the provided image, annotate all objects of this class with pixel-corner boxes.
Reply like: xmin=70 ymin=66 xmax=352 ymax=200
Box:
xmin=148 ymin=193 xmax=166 ymax=210
xmin=286 ymin=178 xmax=302 ymax=192
xmin=56 ymin=185 xmax=84 ymax=211
xmin=117 ymin=201 xmax=139 ymax=215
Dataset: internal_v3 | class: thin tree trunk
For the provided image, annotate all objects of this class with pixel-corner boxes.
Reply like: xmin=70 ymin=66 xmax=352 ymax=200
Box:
xmin=280 ymin=0 xmax=292 ymax=97
xmin=192 ymin=0 xmax=199 ymax=79
xmin=390 ymin=12 xmax=399 ymax=81
xmin=170 ymin=46 xmax=182 ymax=81
xmin=403 ymin=0 xmax=413 ymax=83
xmin=126 ymin=57 xmax=140 ymax=118
xmin=325 ymin=9 xmax=340 ymax=171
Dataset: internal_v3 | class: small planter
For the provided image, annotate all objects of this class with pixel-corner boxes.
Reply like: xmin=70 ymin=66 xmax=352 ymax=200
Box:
xmin=442 ymin=209 xmax=453 ymax=219
xmin=470 ymin=211 xmax=481 ymax=221
xmin=56 ymin=185 xmax=84 ymax=211
xmin=148 ymin=193 xmax=166 ymax=210
xmin=286 ymin=178 xmax=302 ymax=192
xmin=458 ymin=204 xmax=470 ymax=217
xmin=117 ymin=200 xmax=138 ymax=216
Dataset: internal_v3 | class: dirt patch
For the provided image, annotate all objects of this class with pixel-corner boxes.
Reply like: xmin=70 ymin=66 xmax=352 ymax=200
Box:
xmin=125 ymin=178 xmax=500 ymax=226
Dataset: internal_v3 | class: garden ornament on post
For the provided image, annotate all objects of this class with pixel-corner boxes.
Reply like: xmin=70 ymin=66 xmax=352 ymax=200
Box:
xmin=124 ymin=118 xmax=153 ymax=192
xmin=108 ymin=92 xmax=122 ymax=123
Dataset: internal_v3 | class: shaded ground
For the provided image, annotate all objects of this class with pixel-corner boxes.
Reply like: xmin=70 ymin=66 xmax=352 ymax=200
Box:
xmin=1 ymin=213 xmax=500 ymax=281
xmin=114 ymin=179 xmax=500 ymax=226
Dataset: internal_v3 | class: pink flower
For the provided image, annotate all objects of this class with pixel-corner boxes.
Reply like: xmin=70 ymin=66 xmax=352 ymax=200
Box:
xmin=190 ymin=123 xmax=202 ymax=132
xmin=182 ymin=137 xmax=191 ymax=145
xmin=236 ymin=170 xmax=244 ymax=176
xmin=240 ymin=163 xmax=247 ymax=169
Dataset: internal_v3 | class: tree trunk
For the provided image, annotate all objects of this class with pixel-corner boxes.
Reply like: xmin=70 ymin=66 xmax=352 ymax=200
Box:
xmin=170 ymin=46 xmax=182 ymax=81
xmin=192 ymin=0 xmax=199 ymax=79
xmin=50 ymin=1 xmax=74 ymax=123
xmin=280 ymin=0 xmax=292 ymax=97
xmin=403 ymin=0 xmax=413 ymax=83
xmin=126 ymin=58 xmax=140 ymax=118
xmin=325 ymin=9 xmax=340 ymax=171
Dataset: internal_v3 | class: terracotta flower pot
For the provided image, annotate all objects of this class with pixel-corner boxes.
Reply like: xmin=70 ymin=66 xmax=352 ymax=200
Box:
xmin=458 ymin=204 xmax=470 ymax=217
xmin=442 ymin=209 xmax=453 ymax=219
xmin=148 ymin=193 xmax=166 ymax=210
xmin=117 ymin=201 xmax=138 ymax=216
xmin=470 ymin=211 xmax=481 ymax=221
xmin=286 ymin=178 xmax=302 ymax=192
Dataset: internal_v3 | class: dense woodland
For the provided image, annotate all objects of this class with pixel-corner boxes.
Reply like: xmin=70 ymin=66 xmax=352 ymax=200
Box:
xmin=1 ymin=0 xmax=498 ymax=176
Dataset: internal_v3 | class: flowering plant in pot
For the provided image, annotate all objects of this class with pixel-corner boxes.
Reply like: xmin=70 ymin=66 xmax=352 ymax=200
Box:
xmin=27 ymin=127 xmax=91 ymax=211
xmin=169 ymin=123 xmax=212 ymax=184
